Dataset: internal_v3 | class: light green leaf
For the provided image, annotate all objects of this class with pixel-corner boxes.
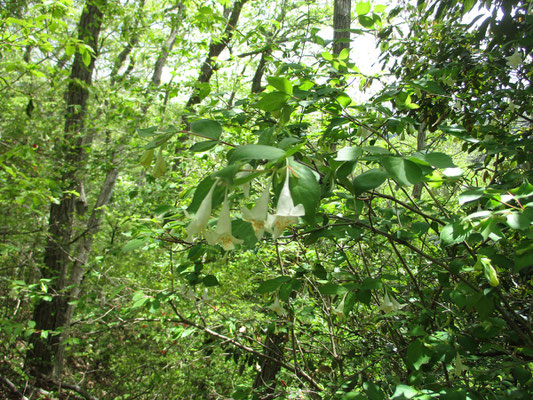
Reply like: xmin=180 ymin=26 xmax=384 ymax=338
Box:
xmin=228 ymin=144 xmax=285 ymax=164
xmin=139 ymin=149 xmax=154 ymax=168
xmin=152 ymin=151 xmax=166 ymax=178
xmin=459 ymin=188 xmax=484 ymax=205
xmin=266 ymin=77 xmax=293 ymax=95
xmin=356 ymin=2 xmax=371 ymax=15
xmin=338 ymin=48 xmax=350 ymax=60
xmin=255 ymin=92 xmax=289 ymax=112
xmin=506 ymin=212 xmax=530 ymax=230
xmin=122 ymin=238 xmax=149 ymax=252
xmin=336 ymin=93 xmax=352 ymax=107
xmin=336 ymin=146 xmax=363 ymax=161
xmin=190 ymin=119 xmax=222 ymax=140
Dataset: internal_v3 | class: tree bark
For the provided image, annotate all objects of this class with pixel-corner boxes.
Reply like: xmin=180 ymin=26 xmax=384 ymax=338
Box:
xmin=26 ymin=0 xmax=107 ymax=379
xmin=185 ymin=0 xmax=248 ymax=110
xmin=412 ymin=119 xmax=427 ymax=200
xmin=252 ymin=331 xmax=286 ymax=400
xmin=333 ymin=0 xmax=351 ymax=57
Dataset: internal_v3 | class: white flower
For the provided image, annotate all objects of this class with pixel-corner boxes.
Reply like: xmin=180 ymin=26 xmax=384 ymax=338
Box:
xmin=204 ymin=196 xmax=243 ymax=251
xmin=379 ymin=291 xmax=406 ymax=314
xmin=506 ymin=49 xmax=522 ymax=68
xmin=242 ymin=183 xmax=270 ymax=240
xmin=266 ymin=169 xmax=305 ymax=239
xmin=332 ymin=296 xmax=346 ymax=318
xmin=268 ymin=297 xmax=286 ymax=316
xmin=186 ymin=183 xmax=217 ymax=241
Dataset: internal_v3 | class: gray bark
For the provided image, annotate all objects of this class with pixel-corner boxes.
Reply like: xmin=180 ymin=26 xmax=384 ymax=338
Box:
xmin=333 ymin=0 xmax=351 ymax=57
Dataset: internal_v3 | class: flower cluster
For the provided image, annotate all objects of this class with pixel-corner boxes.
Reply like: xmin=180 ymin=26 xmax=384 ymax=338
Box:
xmin=186 ymin=167 xmax=305 ymax=250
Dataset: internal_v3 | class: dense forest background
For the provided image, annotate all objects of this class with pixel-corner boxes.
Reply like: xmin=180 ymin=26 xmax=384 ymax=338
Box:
xmin=1 ymin=0 xmax=532 ymax=399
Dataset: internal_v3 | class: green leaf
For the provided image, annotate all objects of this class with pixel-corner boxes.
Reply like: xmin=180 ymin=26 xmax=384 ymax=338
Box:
xmin=406 ymin=339 xmax=430 ymax=370
xmin=336 ymin=93 xmax=351 ymax=107
xmin=288 ymin=161 xmax=321 ymax=217
xmin=255 ymin=92 xmax=289 ymax=112
xmin=139 ymin=149 xmax=154 ymax=168
xmin=203 ymin=275 xmax=219 ymax=287
xmin=338 ymin=48 xmax=350 ymax=60
xmin=363 ymin=382 xmax=385 ymax=400
xmin=381 ymin=157 xmax=425 ymax=186
xmin=459 ymin=188 xmax=484 ymax=205
xmin=137 ymin=126 xmax=158 ymax=137
xmin=352 ymin=169 xmax=388 ymax=195
xmin=266 ymin=77 xmax=293 ymax=95
xmin=321 ymin=51 xmax=333 ymax=61
xmin=412 ymin=152 xmax=455 ymax=168
xmin=506 ymin=212 xmax=529 ymax=230
xmin=190 ymin=119 xmax=222 ymax=140
xmin=228 ymin=144 xmax=285 ymax=164
xmin=440 ymin=222 xmax=469 ymax=245
xmin=391 ymin=384 xmax=419 ymax=399
xmin=190 ymin=140 xmax=218 ymax=152
xmin=122 ymin=238 xmax=149 ymax=252
xmin=152 ymin=151 xmax=166 ymax=178
xmin=257 ymin=276 xmax=291 ymax=294
xmin=358 ymin=15 xmax=374 ymax=28
xmin=336 ymin=146 xmax=363 ymax=161
xmin=82 ymin=50 xmax=91 ymax=67
xmin=319 ymin=283 xmax=348 ymax=295
xmin=356 ymin=2 xmax=371 ymax=15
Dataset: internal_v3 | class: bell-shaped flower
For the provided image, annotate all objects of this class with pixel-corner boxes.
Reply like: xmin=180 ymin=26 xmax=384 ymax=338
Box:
xmin=379 ymin=291 xmax=406 ymax=314
xmin=186 ymin=183 xmax=216 ymax=242
xmin=332 ymin=295 xmax=346 ymax=318
xmin=242 ymin=183 xmax=270 ymax=240
xmin=266 ymin=169 xmax=305 ymax=239
xmin=268 ymin=296 xmax=286 ymax=316
xmin=204 ymin=196 xmax=243 ymax=251
xmin=506 ymin=49 xmax=522 ymax=68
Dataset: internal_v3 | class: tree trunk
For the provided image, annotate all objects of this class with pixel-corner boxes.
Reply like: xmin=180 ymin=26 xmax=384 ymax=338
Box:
xmin=333 ymin=0 xmax=351 ymax=57
xmin=253 ymin=331 xmax=286 ymax=400
xmin=185 ymin=0 xmax=248 ymax=110
xmin=412 ymin=119 xmax=427 ymax=200
xmin=26 ymin=0 xmax=107 ymax=380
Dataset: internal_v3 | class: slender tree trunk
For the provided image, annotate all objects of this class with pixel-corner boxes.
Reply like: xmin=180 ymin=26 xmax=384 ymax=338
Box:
xmin=412 ymin=119 xmax=427 ymax=200
xmin=333 ymin=0 xmax=351 ymax=57
xmin=185 ymin=0 xmax=248 ymax=110
xmin=252 ymin=331 xmax=286 ymax=400
xmin=26 ymin=0 xmax=107 ymax=380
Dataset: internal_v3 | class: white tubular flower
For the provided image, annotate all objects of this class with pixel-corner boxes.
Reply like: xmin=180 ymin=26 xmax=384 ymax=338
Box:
xmin=268 ymin=297 xmax=286 ymax=316
xmin=266 ymin=169 xmax=305 ymax=239
xmin=205 ymin=196 xmax=243 ymax=251
xmin=379 ymin=291 xmax=406 ymax=314
xmin=186 ymin=183 xmax=217 ymax=242
xmin=506 ymin=49 xmax=522 ymax=68
xmin=242 ymin=183 xmax=270 ymax=240
xmin=332 ymin=296 xmax=346 ymax=318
